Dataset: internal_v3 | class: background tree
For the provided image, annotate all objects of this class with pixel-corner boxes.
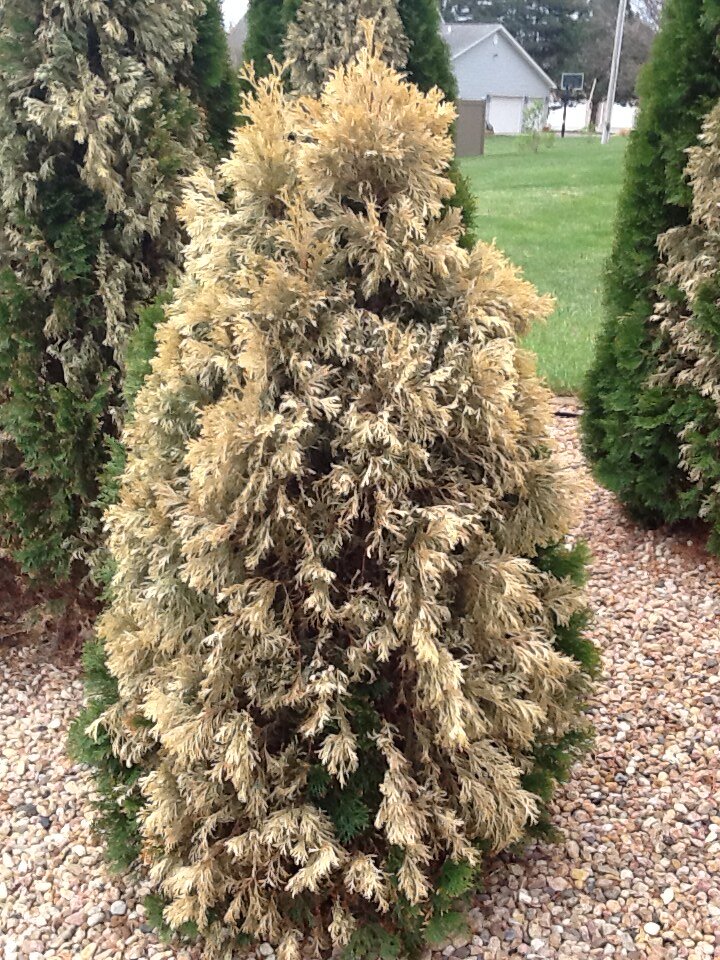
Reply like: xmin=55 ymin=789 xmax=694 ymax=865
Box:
xmin=582 ymin=0 xmax=720 ymax=527
xmin=76 ymin=45 xmax=596 ymax=959
xmin=0 ymin=0 xmax=238 ymax=582
xmin=399 ymin=0 xmax=459 ymax=100
xmin=242 ymin=0 xmax=302 ymax=77
xmin=578 ymin=0 xmax=655 ymax=105
xmin=441 ymin=0 xmax=589 ymax=83
xmin=193 ymin=0 xmax=240 ymax=155
xmin=651 ymin=101 xmax=720 ymax=552
xmin=634 ymin=0 xmax=664 ymax=28
xmin=284 ymin=0 xmax=409 ymax=94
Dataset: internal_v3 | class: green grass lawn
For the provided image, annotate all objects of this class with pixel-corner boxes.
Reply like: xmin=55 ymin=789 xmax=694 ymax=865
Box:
xmin=462 ymin=135 xmax=627 ymax=394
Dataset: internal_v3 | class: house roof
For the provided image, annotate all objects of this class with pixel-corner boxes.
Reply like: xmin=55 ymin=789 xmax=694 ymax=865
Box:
xmin=440 ymin=22 xmax=499 ymax=59
xmin=439 ymin=22 xmax=555 ymax=90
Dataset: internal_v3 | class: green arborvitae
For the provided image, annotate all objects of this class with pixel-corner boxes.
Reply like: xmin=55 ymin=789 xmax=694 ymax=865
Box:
xmin=651 ymin=101 xmax=720 ymax=553
xmin=242 ymin=0 xmax=302 ymax=78
xmin=399 ymin=0 xmax=457 ymax=100
xmin=0 ymin=0 xmax=238 ymax=582
xmin=582 ymin=0 xmax=720 ymax=526
xmin=78 ymin=47 xmax=595 ymax=958
xmin=192 ymin=0 xmax=241 ymax=155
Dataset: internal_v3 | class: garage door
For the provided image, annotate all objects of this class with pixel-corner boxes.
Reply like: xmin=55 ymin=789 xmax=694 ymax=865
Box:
xmin=487 ymin=96 xmax=525 ymax=135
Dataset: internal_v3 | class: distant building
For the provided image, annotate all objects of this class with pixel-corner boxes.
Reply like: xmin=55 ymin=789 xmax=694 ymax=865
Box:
xmin=227 ymin=13 xmax=248 ymax=65
xmin=440 ymin=22 xmax=555 ymax=136
xmin=226 ymin=14 xmax=554 ymax=142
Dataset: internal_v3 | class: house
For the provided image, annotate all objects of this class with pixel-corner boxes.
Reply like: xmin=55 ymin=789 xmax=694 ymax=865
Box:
xmin=226 ymin=13 xmax=553 ymax=140
xmin=227 ymin=13 xmax=248 ymax=65
xmin=440 ymin=22 xmax=555 ymax=136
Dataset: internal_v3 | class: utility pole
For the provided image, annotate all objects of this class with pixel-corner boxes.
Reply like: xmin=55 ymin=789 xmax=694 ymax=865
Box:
xmin=602 ymin=0 xmax=628 ymax=144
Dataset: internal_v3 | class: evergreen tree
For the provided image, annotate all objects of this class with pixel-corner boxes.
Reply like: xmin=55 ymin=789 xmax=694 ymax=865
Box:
xmin=243 ymin=0 xmax=302 ymax=78
xmin=0 ymin=0 xmax=238 ymax=581
xmin=396 ymin=0 xmax=476 ymax=246
xmin=400 ymin=0 xmax=458 ymax=100
xmin=651 ymin=101 xmax=720 ymax=552
xmin=582 ymin=0 xmax=720 ymax=526
xmin=578 ymin=0 xmax=654 ymax=105
xmin=284 ymin=0 xmax=409 ymax=94
xmin=77 ymin=45 xmax=596 ymax=959
xmin=193 ymin=0 xmax=240 ymax=155
xmin=243 ymin=0 xmax=476 ymax=245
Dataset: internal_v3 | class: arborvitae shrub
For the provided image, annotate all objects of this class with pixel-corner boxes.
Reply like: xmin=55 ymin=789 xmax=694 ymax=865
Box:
xmin=651 ymin=101 xmax=720 ymax=552
xmin=192 ymin=0 xmax=241 ymax=156
xmin=0 ymin=0 xmax=238 ymax=581
xmin=242 ymin=0 xmax=302 ymax=78
xmin=81 ymin=44 xmax=596 ymax=958
xmin=242 ymin=0 xmax=476 ymax=247
xmin=284 ymin=0 xmax=409 ymax=94
xmin=396 ymin=0 xmax=476 ymax=249
xmin=582 ymin=0 xmax=720 ymax=525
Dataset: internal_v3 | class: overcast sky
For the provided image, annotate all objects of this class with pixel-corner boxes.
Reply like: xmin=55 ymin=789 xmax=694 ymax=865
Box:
xmin=222 ymin=0 xmax=248 ymax=26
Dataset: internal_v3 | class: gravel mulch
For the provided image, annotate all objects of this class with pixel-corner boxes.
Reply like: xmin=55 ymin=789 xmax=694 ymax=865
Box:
xmin=1 ymin=408 xmax=719 ymax=960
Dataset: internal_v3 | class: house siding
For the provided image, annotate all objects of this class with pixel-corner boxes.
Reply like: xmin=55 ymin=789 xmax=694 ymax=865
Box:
xmin=452 ymin=31 xmax=553 ymax=101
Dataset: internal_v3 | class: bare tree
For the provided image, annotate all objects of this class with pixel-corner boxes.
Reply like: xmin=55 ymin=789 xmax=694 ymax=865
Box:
xmin=632 ymin=0 xmax=663 ymax=28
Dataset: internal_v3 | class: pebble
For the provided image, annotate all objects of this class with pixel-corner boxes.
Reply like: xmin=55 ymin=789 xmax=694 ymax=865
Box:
xmin=547 ymin=876 xmax=569 ymax=892
xmin=0 ymin=410 xmax=718 ymax=960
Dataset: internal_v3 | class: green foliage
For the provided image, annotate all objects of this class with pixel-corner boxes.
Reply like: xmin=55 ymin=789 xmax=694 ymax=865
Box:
xmin=0 ymin=0 xmax=235 ymax=582
xmin=342 ymin=923 xmax=403 ymax=960
xmin=143 ymin=894 xmax=202 ymax=944
xmin=525 ymin=540 xmax=597 ymax=840
xmin=308 ymin=686 xmax=386 ymax=843
xmin=68 ymin=641 xmax=144 ymax=870
xmin=398 ymin=0 xmax=457 ymax=100
xmin=192 ymin=0 xmax=241 ymax=154
xmin=124 ymin=299 xmax=169 ymax=414
xmin=582 ymin=0 xmax=720 ymax=526
xmin=243 ymin=0 xmax=302 ymax=77
xmin=447 ymin=162 xmax=478 ymax=249
xmin=535 ymin=539 xmax=589 ymax=585
xmin=522 ymin=728 xmax=594 ymax=842
xmin=339 ymin=855 xmax=479 ymax=960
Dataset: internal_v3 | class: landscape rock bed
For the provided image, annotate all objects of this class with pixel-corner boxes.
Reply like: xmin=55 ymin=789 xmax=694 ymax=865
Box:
xmin=1 ymin=409 xmax=719 ymax=960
